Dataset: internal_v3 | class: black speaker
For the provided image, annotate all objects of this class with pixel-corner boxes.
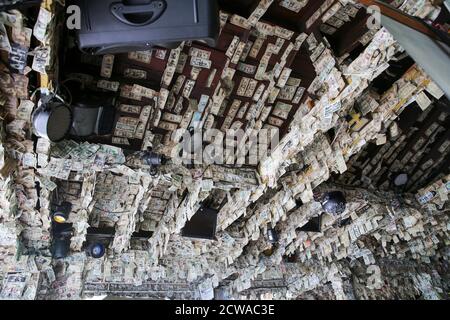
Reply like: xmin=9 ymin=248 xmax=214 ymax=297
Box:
xmin=182 ymin=204 xmax=218 ymax=240
xmin=74 ymin=0 xmax=220 ymax=55
xmin=0 ymin=0 xmax=41 ymax=11
xmin=298 ymin=215 xmax=322 ymax=233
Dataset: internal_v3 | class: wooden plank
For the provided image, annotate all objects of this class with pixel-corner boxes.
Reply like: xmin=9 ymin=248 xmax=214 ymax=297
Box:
xmin=357 ymin=0 xmax=441 ymax=40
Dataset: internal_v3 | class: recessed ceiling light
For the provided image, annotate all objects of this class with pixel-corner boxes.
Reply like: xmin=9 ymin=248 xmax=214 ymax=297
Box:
xmin=393 ymin=173 xmax=409 ymax=187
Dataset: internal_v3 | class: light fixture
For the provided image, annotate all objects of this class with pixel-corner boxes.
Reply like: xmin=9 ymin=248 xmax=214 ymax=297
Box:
xmin=267 ymin=228 xmax=279 ymax=244
xmin=393 ymin=172 xmax=409 ymax=187
xmin=51 ymin=223 xmax=73 ymax=259
xmin=52 ymin=238 xmax=71 ymax=260
xmin=32 ymin=101 xmax=72 ymax=142
xmin=143 ymin=150 xmax=165 ymax=167
xmin=142 ymin=150 xmax=167 ymax=175
xmin=69 ymin=93 xmax=116 ymax=137
xmin=86 ymin=243 xmax=106 ymax=259
xmin=52 ymin=202 xmax=73 ymax=224
xmin=321 ymin=191 xmax=347 ymax=216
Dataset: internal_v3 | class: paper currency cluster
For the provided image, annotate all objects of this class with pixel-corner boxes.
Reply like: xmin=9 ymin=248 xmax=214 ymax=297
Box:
xmin=0 ymin=0 xmax=448 ymax=300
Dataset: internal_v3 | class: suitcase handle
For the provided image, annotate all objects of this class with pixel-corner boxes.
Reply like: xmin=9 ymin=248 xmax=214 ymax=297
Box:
xmin=110 ymin=1 xmax=167 ymax=26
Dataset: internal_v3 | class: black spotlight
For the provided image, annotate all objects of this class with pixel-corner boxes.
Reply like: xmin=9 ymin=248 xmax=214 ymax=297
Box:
xmin=86 ymin=243 xmax=106 ymax=259
xmin=143 ymin=150 xmax=166 ymax=167
xmin=52 ymin=238 xmax=71 ymax=260
xmin=32 ymin=101 xmax=72 ymax=142
xmin=51 ymin=223 xmax=73 ymax=259
xmin=52 ymin=202 xmax=73 ymax=224
xmin=267 ymin=228 xmax=279 ymax=244
xmin=143 ymin=149 xmax=167 ymax=175
xmin=298 ymin=215 xmax=322 ymax=233
xmin=321 ymin=191 xmax=347 ymax=216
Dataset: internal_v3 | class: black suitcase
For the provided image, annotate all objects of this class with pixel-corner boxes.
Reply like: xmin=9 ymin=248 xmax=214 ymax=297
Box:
xmin=74 ymin=0 xmax=220 ymax=55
